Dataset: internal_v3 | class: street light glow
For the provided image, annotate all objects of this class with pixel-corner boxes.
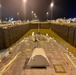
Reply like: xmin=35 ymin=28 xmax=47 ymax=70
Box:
xmin=23 ymin=0 xmax=27 ymax=2
xmin=32 ymin=11 xmax=34 ymax=14
xmin=50 ymin=2 xmax=54 ymax=7
xmin=46 ymin=12 xmax=49 ymax=20
xmin=50 ymin=2 xmax=54 ymax=20
xmin=17 ymin=12 xmax=20 ymax=20
xmin=34 ymin=13 xmax=36 ymax=16
xmin=17 ymin=12 xmax=19 ymax=15
xmin=47 ymin=12 xmax=49 ymax=15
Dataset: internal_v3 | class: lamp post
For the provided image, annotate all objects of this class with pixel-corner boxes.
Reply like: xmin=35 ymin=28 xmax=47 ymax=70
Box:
xmin=0 ymin=4 xmax=1 ymax=20
xmin=46 ymin=12 xmax=49 ymax=21
xmin=23 ymin=0 xmax=27 ymax=21
xmin=38 ymin=20 xmax=40 ymax=33
xmin=17 ymin=12 xmax=20 ymax=20
xmin=34 ymin=13 xmax=36 ymax=19
xmin=34 ymin=13 xmax=36 ymax=16
xmin=35 ymin=15 xmax=37 ymax=19
xmin=31 ymin=11 xmax=34 ymax=20
xmin=6 ymin=18 xmax=8 ymax=21
xmin=50 ymin=2 xmax=54 ymax=20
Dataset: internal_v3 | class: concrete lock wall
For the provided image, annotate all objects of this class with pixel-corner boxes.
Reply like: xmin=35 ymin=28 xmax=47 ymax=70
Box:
xmin=51 ymin=24 xmax=69 ymax=41
xmin=40 ymin=23 xmax=51 ymax=29
xmin=30 ymin=23 xmax=51 ymax=29
xmin=2 ymin=28 xmax=10 ymax=48
xmin=0 ymin=24 xmax=30 ymax=50
xmin=0 ymin=28 xmax=5 ymax=49
xmin=74 ymin=28 xmax=76 ymax=47
xmin=30 ymin=23 xmax=39 ymax=29
xmin=50 ymin=24 xmax=76 ymax=47
xmin=68 ymin=26 xmax=75 ymax=46
xmin=0 ymin=23 xmax=76 ymax=50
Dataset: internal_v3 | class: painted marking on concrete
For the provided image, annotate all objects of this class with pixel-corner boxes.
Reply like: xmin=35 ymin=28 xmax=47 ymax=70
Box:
xmin=0 ymin=52 xmax=21 ymax=75
xmin=53 ymin=64 xmax=66 ymax=73
xmin=65 ymin=54 xmax=76 ymax=68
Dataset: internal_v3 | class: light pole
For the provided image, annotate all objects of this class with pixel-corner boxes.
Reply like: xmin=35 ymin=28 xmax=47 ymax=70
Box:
xmin=34 ymin=13 xmax=36 ymax=16
xmin=38 ymin=20 xmax=40 ymax=33
xmin=0 ymin=4 xmax=1 ymax=20
xmin=6 ymin=18 xmax=8 ymax=21
xmin=23 ymin=0 xmax=27 ymax=21
xmin=31 ymin=11 xmax=34 ymax=20
xmin=50 ymin=2 xmax=54 ymax=20
xmin=17 ymin=12 xmax=20 ymax=20
xmin=35 ymin=15 xmax=37 ymax=19
xmin=34 ymin=13 xmax=36 ymax=19
xmin=46 ymin=12 xmax=49 ymax=21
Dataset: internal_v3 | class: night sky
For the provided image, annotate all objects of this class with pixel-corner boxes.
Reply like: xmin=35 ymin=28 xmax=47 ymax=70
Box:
xmin=0 ymin=0 xmax=76 ymax=21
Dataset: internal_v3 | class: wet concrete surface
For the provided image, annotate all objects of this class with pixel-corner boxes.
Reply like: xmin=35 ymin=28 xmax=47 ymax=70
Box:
xmin=0 ymin=33 xmax=76 ymax=75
